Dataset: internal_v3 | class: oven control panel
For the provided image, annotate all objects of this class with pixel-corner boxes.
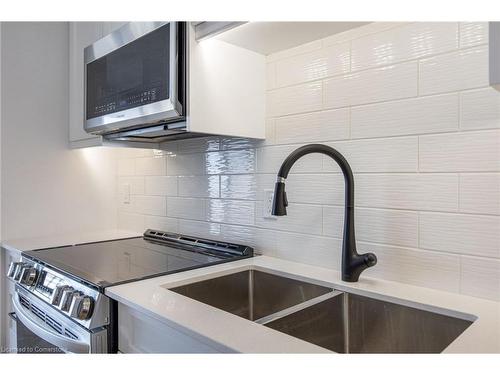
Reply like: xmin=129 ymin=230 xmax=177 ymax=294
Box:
xmin=7 ymin=258 xmax=107 ymax=330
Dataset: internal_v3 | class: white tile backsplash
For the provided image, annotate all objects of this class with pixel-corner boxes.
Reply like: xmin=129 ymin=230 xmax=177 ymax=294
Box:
xmin=419 ymin=130 xmax=500 ymax=172
xmin=144 ymin=176 xmax=177 ymax=196
xmin=460 ymin=88 xmax=500 ymax=130
xmin=324 ymin=62 xmax=418 ymax=109
xmin=351 ymin=22 xmax=458 ymax=71
xmin=135 ymin=156 xmax=167 ymax=176
xmin=419 ymin=212 xmax=500 ymax=258
xmin=325 ymin=137 xmax=418 ymax=173
xmin=274 ymin=108 xmax=349 ymax=144
xmin=178 ymin=176 xmax=220 ymax=198
xmin=419 ymin=45 xmax=489 ymax=95
xmin=267 ymin=81 xmax=322 ymax=117
xmin=459 ymin=173 xmax=500 ymax=215
xmin=461 ymin=256 xmax=500 ymax=301
xmin=275 ymin=42 xmax=350 ymax=87
xmin=117 ymin=22 xmax=500 ymax=302
xmin=351 ymin=93 xmax=459 ymax=138
xmin=459 ymin=22 xmax=489 ymax=48
xmin=323 ymin=206 xmax=419 ymax=248
xmin=356 ymin=174 xmax=459 ymax=211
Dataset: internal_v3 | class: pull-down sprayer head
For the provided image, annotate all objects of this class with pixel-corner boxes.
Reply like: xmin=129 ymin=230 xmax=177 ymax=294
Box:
xmin=271 ymin=178 xmax=288 ymax=216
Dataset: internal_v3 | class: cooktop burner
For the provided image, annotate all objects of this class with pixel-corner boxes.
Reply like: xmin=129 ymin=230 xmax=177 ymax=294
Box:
xmin=23 ymin=230 xmax=253 ymax=290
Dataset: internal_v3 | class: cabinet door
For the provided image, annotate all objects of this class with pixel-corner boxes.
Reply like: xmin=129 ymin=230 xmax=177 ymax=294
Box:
xmin=68 ymin=22 xmax=103 ymax=144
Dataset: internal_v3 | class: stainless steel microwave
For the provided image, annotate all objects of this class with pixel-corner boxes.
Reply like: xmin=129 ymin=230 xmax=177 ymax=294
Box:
xmin=84 ymin=22 xmax=187 ymax=141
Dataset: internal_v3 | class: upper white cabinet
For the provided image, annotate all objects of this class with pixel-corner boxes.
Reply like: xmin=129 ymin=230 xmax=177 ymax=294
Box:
xmin=69 ymin=22 xmax=103 ymax=147
xmin=69 ymin=22 xmax=126 ymax=148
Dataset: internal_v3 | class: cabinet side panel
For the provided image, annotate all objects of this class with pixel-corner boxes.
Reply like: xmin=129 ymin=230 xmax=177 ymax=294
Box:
xmin=188 ymin=27 xmax=266 ymax=139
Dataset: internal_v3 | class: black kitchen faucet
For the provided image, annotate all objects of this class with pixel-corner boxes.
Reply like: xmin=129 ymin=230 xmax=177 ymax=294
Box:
xmin=272 ymin=144 xmax=377 ymax=282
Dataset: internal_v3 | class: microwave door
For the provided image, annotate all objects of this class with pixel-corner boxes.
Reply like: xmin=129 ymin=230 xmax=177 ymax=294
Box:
xmin=84 ymin=22 xmax=183 ymax=135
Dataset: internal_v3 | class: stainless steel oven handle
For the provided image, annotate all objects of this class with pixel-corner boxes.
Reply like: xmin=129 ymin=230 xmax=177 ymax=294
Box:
xmin=12 ymin=295 xmax=90 ymax=354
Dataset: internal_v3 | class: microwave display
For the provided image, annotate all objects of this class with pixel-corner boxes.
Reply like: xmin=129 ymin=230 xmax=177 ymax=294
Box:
xmin=86 ymin=23 xmax=171 ymax=120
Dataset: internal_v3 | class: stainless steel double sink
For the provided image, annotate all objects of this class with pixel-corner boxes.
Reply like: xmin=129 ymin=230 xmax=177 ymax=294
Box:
xmin=170 ymin=270 xmax=474 ymax=353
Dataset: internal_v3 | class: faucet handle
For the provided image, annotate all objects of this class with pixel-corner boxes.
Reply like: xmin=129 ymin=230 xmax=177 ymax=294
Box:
xmin=364 ymin=252 xmax=377 ymax=267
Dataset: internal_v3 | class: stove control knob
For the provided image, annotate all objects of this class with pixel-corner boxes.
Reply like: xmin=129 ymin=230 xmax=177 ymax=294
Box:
xmin=75 ymin=296 xmax=94 ymax=320
xmin=7 ymin=262 xmax=23 ymax=279
xmin=20 ymin=267 xmax=38 ymax=286
xmin=13 ymin=263 xmax=29 ymax=281
xmin=59 ymin=287 xmax=75 ymax=312
xmin=69 ymin=292 xmax=84 ymax=318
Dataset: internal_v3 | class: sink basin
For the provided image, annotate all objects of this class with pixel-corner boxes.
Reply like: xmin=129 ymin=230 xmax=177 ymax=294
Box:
xmin=170 ymin=270 xmax=333 ymax=321
xmin=264 ymin=292 xmax=474 ymax=353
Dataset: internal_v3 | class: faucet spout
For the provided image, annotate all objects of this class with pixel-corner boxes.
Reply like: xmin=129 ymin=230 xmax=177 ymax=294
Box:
xmin=271 ymin=144 xmax=377 ymax=282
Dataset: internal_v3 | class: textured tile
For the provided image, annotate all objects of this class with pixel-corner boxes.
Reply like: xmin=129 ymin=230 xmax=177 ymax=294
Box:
xmin=322 ymin=22 xmax=407 ymax=47
xmin=220 ymin=137 xmax=261 ymax=150
xmin=135 ymin=157 xmax=166 ymax=176
xmin=459 ymin=22 xmax=488 ymax=48
xmin=167 ymin=153 xmax=205 ymax=176
xmin=356 ymin=174 xmax=459 ymax=211
xmin=281 ymin=174 xmax=344 ymax=205
xmin=460 ymin=173 xmax=500 ymax=215
xmin=461 ymin=256 xmax=500 ymax=301
xmin=361 ymin=243 xmax=461 ymax=293
xmin=118 ymin=212 xmax=145 ymax=232
xmin=166 ymin=197 xmax=205 ymax=220
xmin=351 ymin=22 xmax=458 ymax=70
xmin=255 ymin=201 xmax=323 ymax=235
xmin=351 ymin=93 xmax=459 ymax=138
xmin=419 ymin=130 xmax=500 ymax=172
xmin=274 ymin=108 xmax=349 ymax=144
xmin=419 ymin=46 xmax=489 ymax=95
xmin=267 ymin=81 xmax=322 ymax=117
xmin=220 ymin=225 xmax=277 ymax=256
xmin=145 ymin=176 xmax=177 ymax=196
xmin=324 ymin=62 xmax=418 ymax=109
xmin=205 ymin=149 xmax=255 ymax=174
xmin=118 ymin=176 xmax=145 ymax=195
xmin=275 ymin=42 xmax=350 ymax=87
xmin=205 ymin=199 xmax=255 ymax=226
xmin=178 ymin=219 xmax=221 ymax=240
xmin=323 ymin=206 xmax=419 ymax=248
xmin=134 ymin=195 xmax=166 ymax=216
xmin=274 ymin=232 xmax=341 ymax=270
xmin=420 ymin=212 xmax=500 ymax=258
xmin=143 ymin=216 xmax=178 ymax=232
xmin=220 ymin=175 xmax=257 ymax=200
xmin=460 ymin=88 xmax=500 ymax=130
xmin=256 ymin=144 xmax=323 ymax=174
xmin=177 ymin=137 xmax=220 ymax=154
xmin=178 ymin=176 xmax=219 ymax=198
xmin=325 ymin=137 xmax=418 ymax=173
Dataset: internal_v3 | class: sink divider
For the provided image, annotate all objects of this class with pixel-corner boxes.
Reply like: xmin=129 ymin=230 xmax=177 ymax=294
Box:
xmin=254 ymin=290 xmax=343 ymax=325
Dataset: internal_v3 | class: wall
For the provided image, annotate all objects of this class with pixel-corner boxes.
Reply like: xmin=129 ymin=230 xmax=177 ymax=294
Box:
xmin=1 ymin=22 xmax=119 ymax=240
xmin=116 ymin=22 xmax=500 ymax=301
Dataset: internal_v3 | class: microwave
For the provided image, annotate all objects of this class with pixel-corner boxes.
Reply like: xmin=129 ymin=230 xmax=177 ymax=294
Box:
xmin=84 ymin=22 xmax=188 ymax=142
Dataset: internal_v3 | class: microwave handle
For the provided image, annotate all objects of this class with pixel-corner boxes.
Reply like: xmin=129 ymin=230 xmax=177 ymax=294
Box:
xmin=12 ymin=294 xmax=90 ymax=354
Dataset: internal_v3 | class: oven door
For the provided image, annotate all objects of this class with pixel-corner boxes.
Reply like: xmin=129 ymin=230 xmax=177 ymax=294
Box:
xmin=84 ymin=22 xmax=186 ymax=135
xmin=10 ymin=291 xmax=106 ymax=354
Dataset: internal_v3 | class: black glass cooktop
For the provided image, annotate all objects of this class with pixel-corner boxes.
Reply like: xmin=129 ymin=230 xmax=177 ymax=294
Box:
xmin=24 ymin=231 xmax=253 ymax=290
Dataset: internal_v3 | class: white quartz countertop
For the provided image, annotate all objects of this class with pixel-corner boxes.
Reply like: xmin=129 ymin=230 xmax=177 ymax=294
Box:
xmin=3 ymin=232 xmax=499 ymax=353
xmin=106 ymin=255 xmax=500 ymax=353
